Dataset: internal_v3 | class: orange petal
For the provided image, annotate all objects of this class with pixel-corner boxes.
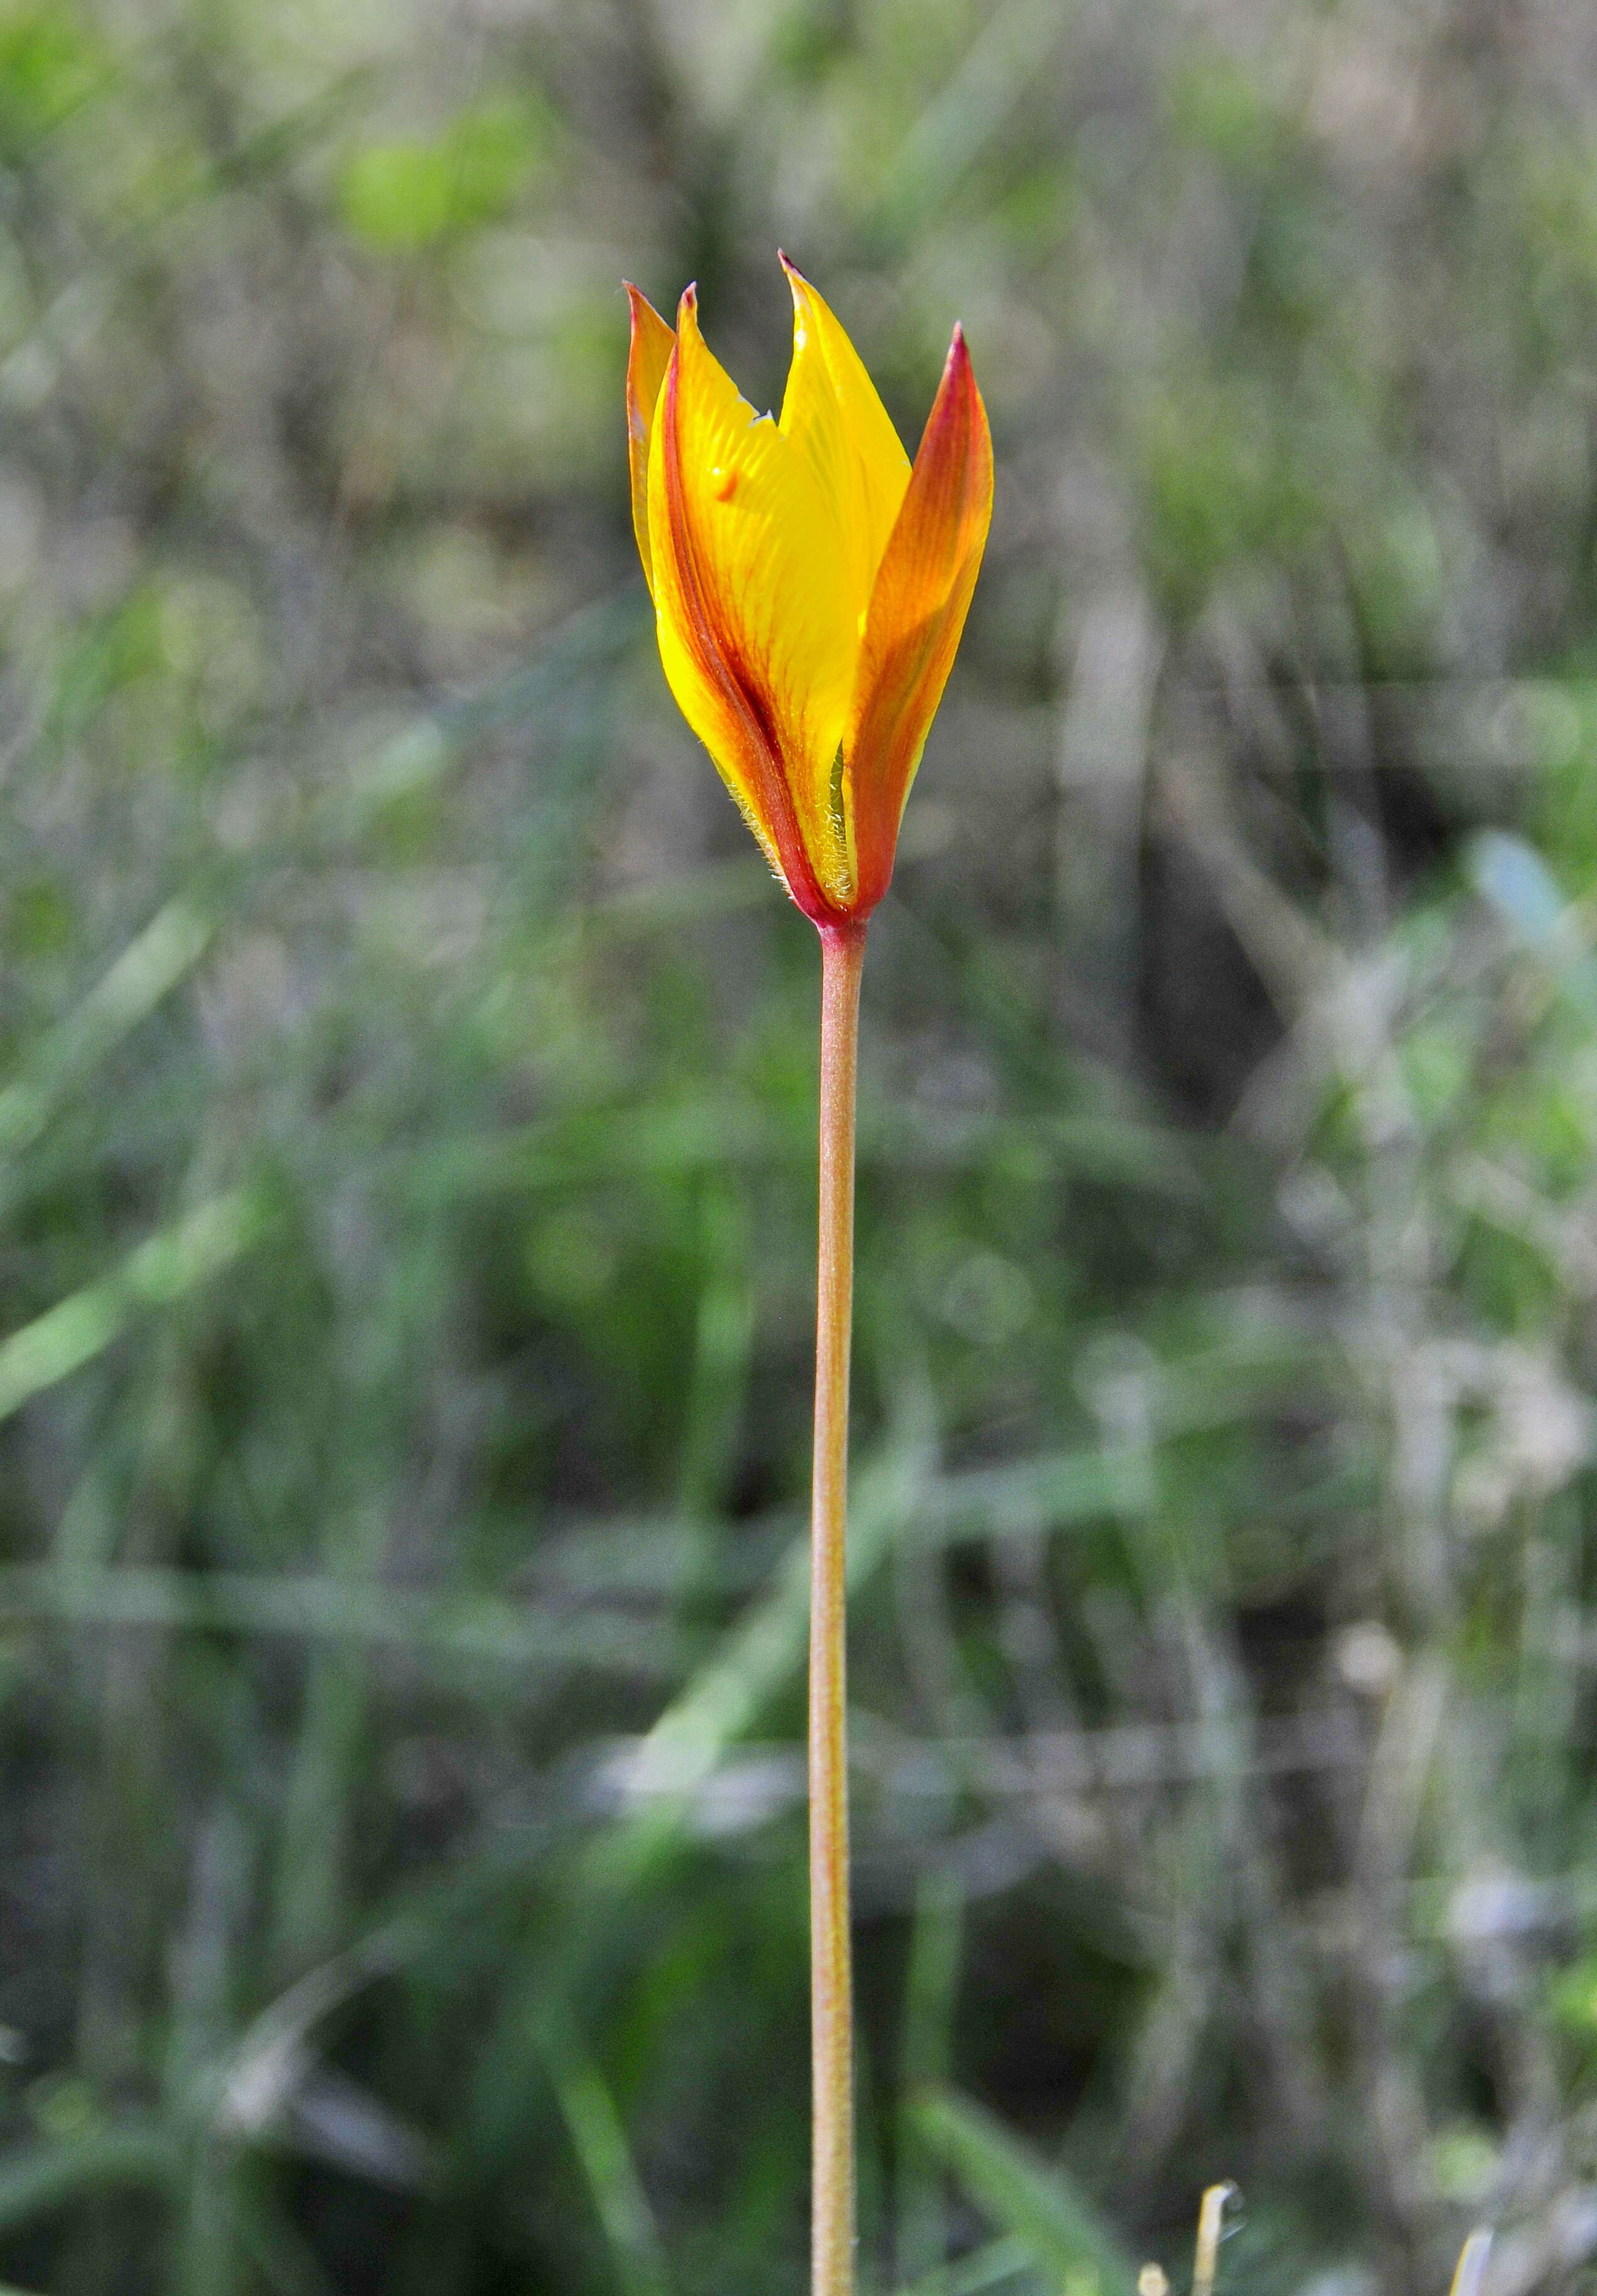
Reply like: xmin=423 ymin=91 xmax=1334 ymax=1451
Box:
xmin=625 ymin=284 xmax=675 ymax=596
xmin=647 ymin=284 xmax=856 ymax=921
xmin=846 ymin=325 xmax=992 ymax=914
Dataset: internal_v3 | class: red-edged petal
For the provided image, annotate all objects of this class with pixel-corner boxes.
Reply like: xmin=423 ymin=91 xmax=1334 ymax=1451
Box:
xmin=846 ymin=326 xmax=993 ymax=914
xmin=625 ymin=283 xmax=675 ymax=595
xmin=647 ymin=286 xmax=848 ymax=924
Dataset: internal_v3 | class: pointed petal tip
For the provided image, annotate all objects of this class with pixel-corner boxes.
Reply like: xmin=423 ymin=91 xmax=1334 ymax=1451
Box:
xmin=673 ymin=281 xmax=701 ymax=339
xmin=942 ymin=323 xmax=982 ymax=406
xmin=626 ymin=283 xmax=675 ymax=358
xmin=778 ymin=252 xmax=815 ymax=318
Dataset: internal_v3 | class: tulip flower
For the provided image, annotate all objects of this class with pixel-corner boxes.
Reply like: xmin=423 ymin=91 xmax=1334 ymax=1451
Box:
xmin=625 ymin=259 xmax=991 ymax=930
xmin=623 ymin=261 xmax=991 ymax=2296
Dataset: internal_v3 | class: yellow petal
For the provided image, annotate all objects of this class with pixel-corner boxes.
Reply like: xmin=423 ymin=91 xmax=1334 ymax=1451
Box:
xmin=777 ymin=256 xmax=911 ymax=635
xmin=647 ymin=284 xmax=858 ymax=917
xmin=624 ymin=284 xmax=674 ymax=596
xmin=846 ymin=325 xmax=993 ymax=914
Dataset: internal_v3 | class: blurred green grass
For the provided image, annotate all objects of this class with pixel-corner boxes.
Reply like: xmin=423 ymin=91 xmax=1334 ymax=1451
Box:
xmin=3 ymin=1 xmax=1597 ymax=2293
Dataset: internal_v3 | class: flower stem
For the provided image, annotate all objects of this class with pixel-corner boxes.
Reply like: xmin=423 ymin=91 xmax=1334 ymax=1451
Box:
xmin=811 ymin=917 xmax=866 ymax=2296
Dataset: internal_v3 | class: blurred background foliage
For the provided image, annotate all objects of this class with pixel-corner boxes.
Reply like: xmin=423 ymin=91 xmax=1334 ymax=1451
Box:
xmin=4 ymin=0 xmax=1597 ymax=2290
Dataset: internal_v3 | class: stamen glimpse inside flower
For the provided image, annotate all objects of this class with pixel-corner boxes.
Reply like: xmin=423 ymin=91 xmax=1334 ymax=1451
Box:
xmin=711 ymin=467 xmax=738 ymax=502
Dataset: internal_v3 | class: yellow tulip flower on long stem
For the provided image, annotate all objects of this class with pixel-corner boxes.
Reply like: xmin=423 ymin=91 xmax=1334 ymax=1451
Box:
xmin=624 ymin=259 xmax=992 ymax=2296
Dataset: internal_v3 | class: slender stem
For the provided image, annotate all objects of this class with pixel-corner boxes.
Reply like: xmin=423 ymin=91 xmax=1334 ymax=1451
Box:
xmin=810 ymin=916 xmax=866 ymax=2296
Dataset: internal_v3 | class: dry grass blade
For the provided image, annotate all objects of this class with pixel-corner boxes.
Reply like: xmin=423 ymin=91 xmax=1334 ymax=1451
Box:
xmin=1191 ymin=2184 xmax=1237 ymax=2296
xmin=1449 ymin=2231 xmax=1493 ymax=2296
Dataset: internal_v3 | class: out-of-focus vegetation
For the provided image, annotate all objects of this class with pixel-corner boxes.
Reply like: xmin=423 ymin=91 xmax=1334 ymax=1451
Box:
xmin=4 ymin=0 xmax=1597 ymax=2290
